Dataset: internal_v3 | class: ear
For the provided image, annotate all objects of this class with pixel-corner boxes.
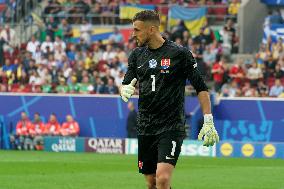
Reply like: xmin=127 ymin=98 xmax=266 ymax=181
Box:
xmin=149 ymin=25 xmax=156 ymax=34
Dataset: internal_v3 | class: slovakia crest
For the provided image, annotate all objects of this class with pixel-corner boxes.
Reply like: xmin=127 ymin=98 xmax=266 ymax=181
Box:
xmin=161 ymin=58 xmax=171 ymax=69
xmin=149 ymin=59 xmax=157 ymax=68
xmin=138 ymin=161 xmax=143 ymax=169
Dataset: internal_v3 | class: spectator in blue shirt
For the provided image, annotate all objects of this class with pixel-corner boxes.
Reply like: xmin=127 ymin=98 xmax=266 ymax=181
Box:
xmin=269 ymin=79 xmax=284 ymax=97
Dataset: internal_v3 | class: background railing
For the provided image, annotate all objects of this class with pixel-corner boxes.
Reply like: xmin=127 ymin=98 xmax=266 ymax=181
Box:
xmin=1 ymin=0 xmax=42 ymax=25
xmin=40 ymin=3 xmax=234 ymax=25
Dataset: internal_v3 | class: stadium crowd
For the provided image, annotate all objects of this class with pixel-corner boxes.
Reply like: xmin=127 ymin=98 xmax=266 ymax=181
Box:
xmin=42 ymin=0 xmax=238 ymax=24
xmin=0 ymin=0 xmax=283 ymax=97
xmin=10 ymin=111 xmax=80 ymax=150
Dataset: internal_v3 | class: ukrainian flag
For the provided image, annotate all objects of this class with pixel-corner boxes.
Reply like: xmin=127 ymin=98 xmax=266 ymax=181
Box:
xmin=169 ymin=6 xmax=207 ymax=36
xmin=72 ymin=28 xmax=114 ymax=43
xmin=120 ymin=5 xmax=156 ymax=20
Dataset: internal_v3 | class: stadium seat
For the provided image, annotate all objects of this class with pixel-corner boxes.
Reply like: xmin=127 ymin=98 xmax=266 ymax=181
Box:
xmin=209 ymin=3 xmax=228 ymax=21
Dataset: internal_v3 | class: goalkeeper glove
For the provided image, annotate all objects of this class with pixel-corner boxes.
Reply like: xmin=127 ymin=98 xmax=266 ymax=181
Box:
xmin=198 ymin=114 xmax=219 ymax=147
xmin=120 ymin=78 xmax=137 ymax=102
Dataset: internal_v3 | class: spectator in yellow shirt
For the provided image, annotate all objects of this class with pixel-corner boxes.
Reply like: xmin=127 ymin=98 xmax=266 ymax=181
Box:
xmin=228 ymin=0 xmax=240 ymax=17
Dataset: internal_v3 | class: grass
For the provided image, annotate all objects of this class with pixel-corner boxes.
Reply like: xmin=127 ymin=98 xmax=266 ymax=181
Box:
xmin=0 ymin=150 xmax=283 ymax=189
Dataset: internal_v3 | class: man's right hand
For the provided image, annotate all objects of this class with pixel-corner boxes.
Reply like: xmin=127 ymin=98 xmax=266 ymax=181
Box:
xmin=120 ymin=78 xmax=137 ymax=102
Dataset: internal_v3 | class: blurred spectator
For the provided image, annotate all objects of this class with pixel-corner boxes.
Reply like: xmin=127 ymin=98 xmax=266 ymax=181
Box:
xmin=33 ymin=46 xmax=43 ymax=64
xmin=78 ymin=75 xmax=94 ymax=94
xmin=182 ymin=31 xmax=190 ymax=46
xmin=2 ymin=58 xmax=16 ymax=78
xmin=108 ymin=27 xmax=123 ymax=45
xmin=54 ymin=36 xmax=66 ymax=51
xmin=194 ymin=27 xmax=212 ymax=49
xmin=76 ymin=38 xmax=88 ymax=52
xmin=257 ymin=80 xmax=269 ymax=97
xmin=67 ymin=44 xmax=76 ymax=62
xmin=247 ymin=61 xmax=263 ymax=86
xmin=0 ymin=25 xmax=16 ymax=52
xmin=45 ymin=113 xmax=61 ymax=135
xmin=74 ymin=0 xmax=90 ymax=15
xmin=103 ymin=44 xmax=116 ymax=61
xmin=241 ymin=81 xmax=259 ymax=97
xmin=29 ymin=70 xmax=42 ymax=85
xmin=274 ymin=64 xmax=284 ymax=79
xmin=212 ymin=57 xmax=226 ymax=92
xmin=68 ymin=0 xmax=90 ymax=23
xmin=44 ymin=0 xmax=62 ymax=15
xmin=228 ymin=0 xmax=240 ymax=19
xmin=0 ymin=83 xmax=7 ymax=92
xmin=41 ymin=78 xmax=52 ymax=93
xmin=0 ymin=36 xmax=6 ymax=66
xmin=84 ymin=51 xmax=94 ymax=70
xmin=61 ymin=114 xmax=80 ymax=136
xmin=56 ymin=77 xmax=68 ymax=93
xmin=203 ymin=45 xmax=217 ymax=67
xmin=4 ymin=0 xmax=17 ymax=22
xmin=68 ymin=75 xmax=80 ymax=93
xmin=220 ymin=19 xmax=238 ymax=54
xmin=269 ymin=79 xmax=284 ymax=97
xmin=26 ymin=36 xmax=40 ymax=54
xmin=170 ymin=20 xmax=188 ymax=42
xmin=59 ymin=19 xmax=73 ymax=41
xmin=126 ymin=101 xmax=137 ymax=138
xmin=80 ymin=19 xmax=92 ymax=45
xmin=100 ymin=0 xmax=115 ymax=24
xmin=264 ymin=54 xmax=276 ymax=78
xmin=29 ymin=112 xmax=45 ymax=150
xmin=220 ymin=80 xmax=240 ymax=97
xmin=45 ymin=16 xmax=58 ymax=41
xmin=54 ymin=46 xmax=67 ymax=62
xmin=105 ymin=77 xmax=119 ymax=94
xmin=9 ymin=112 xmax=33 ymax=150
xmin=229 ymin=58 xmax=245 ymax=85
xmin=41 ymin=35 xmax=54 ymax=53
xmin=94 ymin=77 xmax=106 ymax=94
xmin=93 ymin=44 xmax=104 ymax=63
xmin=90 ymin=3 xmax=102 ymax=24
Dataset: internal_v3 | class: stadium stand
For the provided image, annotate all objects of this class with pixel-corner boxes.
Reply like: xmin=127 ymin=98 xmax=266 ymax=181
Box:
xmin=0 ymin=0 xmax=283 ymax=97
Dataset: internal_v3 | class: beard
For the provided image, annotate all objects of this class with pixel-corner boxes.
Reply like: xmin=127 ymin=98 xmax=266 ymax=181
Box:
xmin=135 ymin=37 xmax=148 ymax=47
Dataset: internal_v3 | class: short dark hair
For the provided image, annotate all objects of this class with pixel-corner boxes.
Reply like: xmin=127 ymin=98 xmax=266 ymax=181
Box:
xmin=133 ymin=10 xmax=160 ymax=25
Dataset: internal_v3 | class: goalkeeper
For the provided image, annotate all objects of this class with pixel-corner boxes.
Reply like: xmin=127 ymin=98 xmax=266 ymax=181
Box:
xmin=120 ymin=10 xmax=219 ymax=189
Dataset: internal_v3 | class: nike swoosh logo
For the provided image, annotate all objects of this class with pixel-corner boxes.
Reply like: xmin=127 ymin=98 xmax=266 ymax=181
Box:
xmin=166 ymin=156 xmax=175 ymax=160
xmin=137 ymin=64 xmax=143 ymax=69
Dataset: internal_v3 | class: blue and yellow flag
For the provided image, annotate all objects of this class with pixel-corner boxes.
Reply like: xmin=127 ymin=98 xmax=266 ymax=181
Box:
xmin=169 ymin=6 xmax=207 ymax=36
xmin=120 ymin=5 xmax=155 ymax=20
xmin=72 ymin=27 xmax=114 ymax=43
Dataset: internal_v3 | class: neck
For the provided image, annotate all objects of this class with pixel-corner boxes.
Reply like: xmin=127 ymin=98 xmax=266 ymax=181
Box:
xmin=148 ymin=34 xmax=165 ymax=49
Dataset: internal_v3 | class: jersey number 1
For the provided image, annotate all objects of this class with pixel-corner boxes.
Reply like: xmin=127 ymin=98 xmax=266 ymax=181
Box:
xmin=151 ymin=75 xmax=155 ymax=91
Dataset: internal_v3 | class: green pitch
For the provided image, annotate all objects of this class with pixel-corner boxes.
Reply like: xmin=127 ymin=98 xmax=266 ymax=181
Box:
xmin=0 ymin=151 xmax=283 ymax=189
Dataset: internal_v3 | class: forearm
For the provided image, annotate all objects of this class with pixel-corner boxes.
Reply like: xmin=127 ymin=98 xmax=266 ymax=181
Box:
xmin=197 ymin=91 xmax=211 ymax=115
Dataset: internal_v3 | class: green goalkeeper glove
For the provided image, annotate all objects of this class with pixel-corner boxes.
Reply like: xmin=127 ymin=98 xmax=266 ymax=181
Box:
xmin=198 ymin=114 xmax=219 ymax=147
xmin=120 ymin=78 xmax=137 ymax=102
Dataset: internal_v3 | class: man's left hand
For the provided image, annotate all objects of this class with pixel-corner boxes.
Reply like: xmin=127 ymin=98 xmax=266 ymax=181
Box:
xmin=198 ymin=114 xmax=219 ymax=147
